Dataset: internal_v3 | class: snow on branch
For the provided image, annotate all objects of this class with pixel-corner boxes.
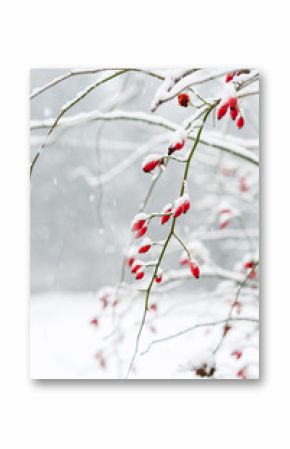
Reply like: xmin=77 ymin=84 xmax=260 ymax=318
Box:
xmin=30 ymin=70 xmax=129 ymax=177
xmin=30 ymin=68 xmax=164 ymax=100
xmin=31 ymin=110 xmax=259 ymax=167
xmin=161 ymin=264 xmax=246 ymax=286
xmin=150 ymin=67 xmax=248 ymax=112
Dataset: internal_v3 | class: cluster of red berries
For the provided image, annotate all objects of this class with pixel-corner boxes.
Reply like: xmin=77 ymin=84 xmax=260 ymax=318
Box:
xmin=131 ymin=213 xmax=148 ymax=239
xmin=217 ymin=96 xmax=245 ymax=129
xmin=128 ymin=256 xmax=163 ymax=283
xmin=159 ymin=194 xmax=191 ymax=225
xmin=128 ymin=190 xmax=196 ymax=282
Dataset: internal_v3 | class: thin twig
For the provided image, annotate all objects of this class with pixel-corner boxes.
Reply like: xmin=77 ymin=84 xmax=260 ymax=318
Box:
xmin=140 ymin=317 xmax=258 ymax=356
xmin=30 ymin=70 xmax=129 ymax=177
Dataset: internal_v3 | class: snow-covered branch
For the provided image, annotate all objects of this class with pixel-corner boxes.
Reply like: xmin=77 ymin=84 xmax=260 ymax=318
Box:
xmin=31 ymin=110 xmax=259 ymax=167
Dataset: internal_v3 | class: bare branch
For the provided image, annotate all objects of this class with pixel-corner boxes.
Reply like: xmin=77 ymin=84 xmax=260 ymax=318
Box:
xmin=141 ymin=317 xmax=259 ymax=356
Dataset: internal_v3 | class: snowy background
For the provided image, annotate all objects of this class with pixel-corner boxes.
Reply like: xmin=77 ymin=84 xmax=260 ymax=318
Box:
xmin=30 ymin=68 xmax=259 ymax=379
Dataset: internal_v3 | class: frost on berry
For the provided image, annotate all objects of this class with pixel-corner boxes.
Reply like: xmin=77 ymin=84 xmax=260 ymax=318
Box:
xmin=138 ymin=237 xmax=152 ymax=254
xmin=182 ymin=240 xmax=210 ymax=266
xmin=173 ymin=194 xmax=190 ymax=218
xmin=218 ymin=202 xmax=234 ymax=229
xmin=131 ymin=213 xmax=149 ymax=239
xmin=178 ymin=92 xmax=190 ymax=107
xmin=126 ymin=246 xmax=137 ymax=267
xmin=135 ymin=269 xmax=145 ymax=280
xmin=228 ymin=96 xmax=238 ymax=110
xmin=131 ymin=213 xmax=147 ymax=232
xmin=154 ymin=268 xmax=163 ymax=284
xmin=134 ymin=225 xmax=148 ymax=239
xmin=161 ymin=203 xmax=172 ymax=225
xmin=131 ymin=259 xmax=143 ymax=274
xmin=243 ymin=254 xmax=258 ymax=279
xmin=168 ymin=129 xmax=186 ymax=155
xmin=142 ymin=154 xmax=162 ymax=173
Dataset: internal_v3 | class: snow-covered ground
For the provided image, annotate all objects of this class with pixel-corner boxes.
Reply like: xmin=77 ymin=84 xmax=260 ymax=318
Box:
xmin=30 ymin=288 xmax=259 ymax=380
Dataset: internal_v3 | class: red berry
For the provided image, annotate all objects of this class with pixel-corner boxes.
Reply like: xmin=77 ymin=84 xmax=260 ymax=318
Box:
xmin=142 ymin=159 xmax=160 ymax=173
xmin=230 ymin=107 xmax=239 ymax=120
xmin=236 ymin=115 xmax=245 ymax=129
xmin=135 ymin=269 xmax=145 ymax=280
xmin=240 ymin=176 xmax=249 ymax=192
xmin=155 ymin=274 xmax=163 ymax=283
xmin=180 ymin=258 xmax=190 ymax=266
xmin=182 ymin=199 xmax=190 ymax=213
xmin=138 ymin=244 xmax=151 ymax=254
xmin=237 ymin=367 xmax=247 ymax=379
xmin=149 ymin=303 xmax=158 ymax=312
xmin=127 ymin=256 xmax=135 ymax=267
xmin=90 ymin=318 xmax=99 ymax=326
xmin=219 ymin=220 xmax=230 ymax=229
xmin=131 ymin=262 xmax=142 ymax=274
xmin=134 ymin=225 xmax=148 ymax=239
xmin=223 ymin=324 xmax=232 ymax=336
xmin=174 ymin=205 xmax=183 ymax=218
xmin=161 ymin=208 xmax=172 ymax=225
xmin=225 ymin=72 xmax=234 ymax=83
xmin=217 ymin=102 xmax=229 ymax=120
xmin=168 ymin=140 xmax=185 ymax=155
xmin=189 ymin=262 xmax=200 ymax=278
xmin=138 ymin=238 xmax=152 ymax=254
xmin=100 ymin=295 xmax=109 ymax=309
xmin=178 ymin=93 xmax=190 ymax=107
xmin=232 ymin=350 xmax=243 ymax=360
xmin=228 ymin=97 xmax=238 ymax=109
xmin=131 ymin=215 xmax=146 ymax=232
xmin=244 ymin=261 xmax=254 ymax=270
xmin=220 ymin=208 xmax=231 ymax=214
xmin=248 ymin=269 xmax=256 ymax=280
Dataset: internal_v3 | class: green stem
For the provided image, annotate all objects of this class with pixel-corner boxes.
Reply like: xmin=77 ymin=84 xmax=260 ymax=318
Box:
xmin=126 ymin=101 xmax=218 ymax=378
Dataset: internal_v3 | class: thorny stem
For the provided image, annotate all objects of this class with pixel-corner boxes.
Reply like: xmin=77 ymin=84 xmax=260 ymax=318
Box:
xmin=126 ymin=101 xmax=218 ymax=378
